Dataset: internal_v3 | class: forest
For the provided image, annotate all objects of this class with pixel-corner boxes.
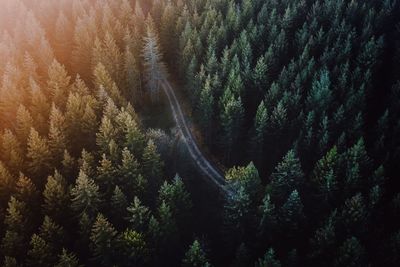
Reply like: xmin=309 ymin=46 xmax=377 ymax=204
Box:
xmin=0 ymin=0 xmax=399 ymax=266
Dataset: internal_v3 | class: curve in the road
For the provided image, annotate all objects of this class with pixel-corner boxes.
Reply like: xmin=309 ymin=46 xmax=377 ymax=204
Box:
xmin=161 ymin=80 xmax=231 ymax=196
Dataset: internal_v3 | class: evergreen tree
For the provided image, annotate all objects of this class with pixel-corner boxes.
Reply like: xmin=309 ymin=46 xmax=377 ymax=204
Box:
xmin=55 ymin=249 xmax=82 ymax=267
xmin=269 ymin=150 xmax=304 ymax=203
xmin=280 ymin=190 xmax=305 ymax=233
xmin=143 ymin=18 xmax=167 ymax=102
xmin=15 ymin=104 xmax=34 ymax=145
xmin=90 ymin=213 xmax=118 ymax=266
xmin=256 ymin=248 xmax=281 ymax=267
xmin=251 ymin=101 xmax=268 ymax=162
xmin=71 ymin=170 xmax=101 ymax=218
xmin=142 ymin=140 xmax=163 ymax=198
xmin=182 ymin=240 xmax=211 ymax=267
xmin=47 ymin=60 xmax=71 ymax=109
xmin=15 ymin=173 xmax=38 ymax=204
xmin=38 ymin=216 xmax=65 ymax=252
xmin=0 ymin=162 xmax=14 ymax=203
xmin=96 ymin=154 xmax=118 ymax=196
xmin=158 ymin=174 xmax=192 ymax=222
xmin=110 ymin=186 xmax=128 ymax=226
xmin=26 ymin=234 xmax=54 ymax=267
xmin=43 ymin=171 xmax=69 ymax=222
xmin=220 ymin=94 xmax=244 ymax=162
xmin=335 ymin=237 xmax=365 ymax=267
xmin=126 ymin=196 xmax=150 ymax=232
xmin=119 ymin=229 xmax=148 ymax=266
xmin=48 ymin=104 xmax=67 ymax=165
xmin=27 ymin=128 xmax=52 ymax=180
xmin=198 ymin=76 xmax=214 ymax=140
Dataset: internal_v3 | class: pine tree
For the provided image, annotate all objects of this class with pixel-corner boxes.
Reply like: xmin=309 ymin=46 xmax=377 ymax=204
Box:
xmin=118 ymin=148 xmax=144 ymax=198
xmin=253 ymin=56 xmax=269 ymax=93
xmin=142 ymin=140 xmax=163 ymax=197
xmin=126 ymin=196 xmax=150 ymax=232
xmin=96 ymin=116 xmax=117 ymax=156
xmin=48 ymin=104 xmax=67 ymax=166
xmin=1 ymin=198 xmax=28 ymax=259
xmin=335 ymin=237 xmax=365 ymax=267
xmin=47 ymin=60 xmax=71 ymax=109
xmin=123 ymin=46 xmax=141 ymax=104
xmin=256 ymin=248 xmax=281 ymax=267
xmin=0 ymin=130 xmax=24 ymax=174
xmin=198 ymin=76 xmax=214 ymax=140
xmin=90 ymin=213 xmax=118 ymax=266
xmin=220 ymin=94 xmax=244 ymax=162
xmin=182 ymin=240 xmax=211 ymax=267
xmin=38 ymin=216 xmax=65 ymax=252
xmin=15 ymin=173 xmax=38 ymax=203
xmin=341 ymin=193 xmax=367 ymax=233
xmin=269 ymin=150 xmax=304 ymax=204
xmin=160 ymin=2 xmax=178 ymax=66
xmin=54 ymin=11 xmax=73 ymax=66
xmin=55 ymin=249 xmax=82 ymax=267
xmin=158 ymin=174 xmax=192 ymax=228
xmin=96 ymin=154 xmax=118 ymax=196
xmin=281 ymin=189 xmax=305 ymax=232
xmin=93 ymin=63 xmax=124 ymax=106
xmin=27 ymin=128 xmax=52 ymax=180
xmin=251 ymin=101 xmax=268 ymax=162
xmin=43 ymin=171 xmax=70 ymax=221
xmin=71 ymin=170 xmax=101 ymax=218
xmin=15 ymin=104 xmax=34 ymax=145
xmin=119 ymin=229 xmax=148 ymax=266
xmin=311 ymin=146 xmax=339 ymax=203
xmin=26 ymin=234 xmax=54 ymax=267
xmin=0 ymin=161 xmax=14 ymax=203
xmin=226 ymin=162 xmax=262 ymax=201
xmin=2 ymin=256 xmax=19 ymax=267
xmin=307 ymin=69 xmax=332 ymax=113
xmin=143 ymin=18 xmax=167 ymax=102
xmin=258 ymin=194 xmax=277 ymax=237
xmin=110 ymin=186 xmax=128 ymax=226
xmin=118 ymin=110 xmax=146 ymax=158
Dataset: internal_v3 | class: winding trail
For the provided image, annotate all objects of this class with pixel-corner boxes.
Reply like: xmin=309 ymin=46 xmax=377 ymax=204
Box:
xmin=161 ymin=80 xmax=231 ymax=196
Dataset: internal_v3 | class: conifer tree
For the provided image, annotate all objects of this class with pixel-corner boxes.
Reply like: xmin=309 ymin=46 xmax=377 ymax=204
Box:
xmin=110 ymin=186 xmax=128 ymax=226
xmin=47 ymin=60 xmax=71 ymax=109
xmin=119 ymin=229 xmax=148 ymax=266
xmin=48 ymin=104 xmax=67 ymax=166
xmin=26 ymin=234 xmax=54 ymax=267
xmin=142 ymin=140 xmax=163 ymax=197
xmin=15 ymin=104 xmax=34 ymax=145
xmin=143 ymin=18 xmax=167 ymax=102
xmin=27 ymin=128 xmax=52 ymax=180
xmin=198 ymin=76 xmax=214 ymax=140
xmin=38 ymin=216 xmax=65 ymax=252
xmin=182 ymin=240 xmax=211 ymax=267
xmin=280 ymin=190 xmax=305 ymax=233
xmin=220 ymin=94 xmax=244 ymax=162
xmin=269 ymin=150 xmax=304 ymax=203
xmin=55 ymin=249 xmax=82 ymax=267
xmin=71 ymin=170 xmax=101 ymax=218
xmin=90 ymin=213 xmax=118 ymax=266
xmin=15 ymin=173 xmax=38 ymax=204
xmin=256 ymin=248 xmax=281 ymax=267
xmin=126 ymin=196 xmax=150 ymax=232
xmin=0 ymin=162 xmax=14 ymax=203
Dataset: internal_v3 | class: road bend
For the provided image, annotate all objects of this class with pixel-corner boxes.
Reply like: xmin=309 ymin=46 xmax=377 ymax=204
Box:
xmin=161 ymin=80 xmax=232 ymax=196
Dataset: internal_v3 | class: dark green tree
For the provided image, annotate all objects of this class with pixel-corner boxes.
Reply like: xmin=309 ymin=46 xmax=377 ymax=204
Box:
xmin=182 ymin=240 xmax=211 ymax=267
